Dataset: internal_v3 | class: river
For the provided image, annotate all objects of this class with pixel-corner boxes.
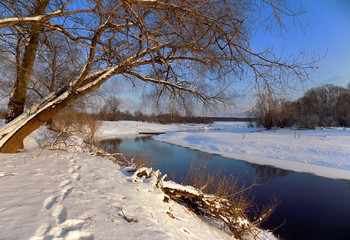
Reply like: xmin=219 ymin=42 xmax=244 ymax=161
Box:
xmin=96 ymin=136 xmax=350 ymax=240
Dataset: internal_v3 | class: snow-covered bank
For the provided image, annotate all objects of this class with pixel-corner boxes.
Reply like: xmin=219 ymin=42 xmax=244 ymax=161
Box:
xmin=96 ymin=120 xmax=214 ymax=139
xmin=153 ymin=122 xmax=350 ymax=180
xmin=97 ymin=121 xmax=350 ymax=180
xmin=0 ymin=149 xmax=240 ymax=240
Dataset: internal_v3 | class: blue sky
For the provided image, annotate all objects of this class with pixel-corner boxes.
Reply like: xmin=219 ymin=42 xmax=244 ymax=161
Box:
xmin=305 ymin=0 xmax=350 ymax=88
xmin=116 ymin=0 xmax=350 ymax=115
xmin=253 ymin=0 xmax=350 ymax=90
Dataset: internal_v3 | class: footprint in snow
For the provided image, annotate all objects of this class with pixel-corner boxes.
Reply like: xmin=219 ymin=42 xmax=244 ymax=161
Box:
xmin=41 ymin=218 xmax=93 ymax=239
xmin=69 ymin=158 xmax=77 ymax=164
xmin=68 ymin=167 xmax=76 ymax=174
xmin=56 ymin=219 xmax=85 ymax=238
xmin=72 ymin=172 xmax=81 ymax=181
xmin=72 ymin=173 xmax=81 ymax=181
xmin=52 ymin=203 xmax=68 ymax=224
xmin=61 ymin=186 xmax=73 ymax=200
xmin=28 ymin=223 xmax=51 ymax=240
xmin=43 ymin=195 xmax=58 ymax=210
xmin=75 ymin=165 xmax=82 ymax=171
xmin=64 ymin=230 xmax=94 ymax=240
xmin=60 ymin=219 xmax=84 ymax=231
xmin=59 ymin=179 xmax=72 ymax=188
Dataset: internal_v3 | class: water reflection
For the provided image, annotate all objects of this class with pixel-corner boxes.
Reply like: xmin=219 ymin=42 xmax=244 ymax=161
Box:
xmin=96 ymin=137 xmax=290 ymax=185
xmin=134 ymin=135 xmax=152 ymax=142
xmin=96 ymin=138 xmax=122 ymax=153
xmin=250 ymin=164 xmax=290 ymax=184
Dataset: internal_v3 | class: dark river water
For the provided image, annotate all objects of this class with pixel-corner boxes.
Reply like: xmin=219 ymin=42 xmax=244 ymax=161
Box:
xmin=96 ymin=136 xmax=350 ymax=240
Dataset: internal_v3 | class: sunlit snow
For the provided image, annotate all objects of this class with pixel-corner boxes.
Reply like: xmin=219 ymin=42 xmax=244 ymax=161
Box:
xmin=1 ymin=119 xmax=349 ymax=239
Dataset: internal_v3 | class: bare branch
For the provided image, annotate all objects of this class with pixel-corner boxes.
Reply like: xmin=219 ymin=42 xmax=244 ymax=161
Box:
xmin=0 ymin=0 xmax=315 ymax=152
xmin=125 ymin=70 xmax=207 ymax=101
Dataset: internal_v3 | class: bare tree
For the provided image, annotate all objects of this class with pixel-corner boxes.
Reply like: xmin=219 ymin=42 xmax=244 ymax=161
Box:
xmin=296 ymin=84 xmax=350 ymax=128
xmin=248 ymin=94 xmax=291 ymax=129
xmin=99 ymin=96 xmax=122 ymax=120
xmin=3 ymin=0 xmax=51 ymax=123
xmin=0 ymin=0 xmax=314 ymax=152
xmin=27 ymin=33 xmax=81 ymax=104
xmin=251 ymin=84 xmax=350 ymax=129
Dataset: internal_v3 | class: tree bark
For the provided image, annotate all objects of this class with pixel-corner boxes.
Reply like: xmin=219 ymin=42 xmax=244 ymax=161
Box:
xmin=5 ymin=0 xmax=50 ymax=124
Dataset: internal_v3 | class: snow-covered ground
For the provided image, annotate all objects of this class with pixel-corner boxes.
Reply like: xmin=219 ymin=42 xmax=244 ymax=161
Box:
xmin=1 ymin=150 xmax=242 ymax=240
xmin=0 ymin=121 xmax=275 ymax=240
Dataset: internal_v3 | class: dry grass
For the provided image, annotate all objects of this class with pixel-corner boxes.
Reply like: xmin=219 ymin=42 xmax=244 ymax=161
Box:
xmin=119 ymin=151 xmax=155 ymax=169
xmin=167 ymin=159 xmax=278 ymax=239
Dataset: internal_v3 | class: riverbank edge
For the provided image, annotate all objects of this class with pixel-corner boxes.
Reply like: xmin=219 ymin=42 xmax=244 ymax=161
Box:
xmin=154 ymin=136 xmax=350 ymax=181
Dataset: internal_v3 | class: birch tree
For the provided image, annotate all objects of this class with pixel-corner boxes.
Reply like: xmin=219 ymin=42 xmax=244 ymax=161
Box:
xmin=0 ymin=0 xmax=313 ymax=153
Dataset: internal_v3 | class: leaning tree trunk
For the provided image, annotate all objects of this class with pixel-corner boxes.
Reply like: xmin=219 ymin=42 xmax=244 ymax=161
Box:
xmin=0 ymin=67 xmax=117 ymax=153
xmin=0 ymin=90 xmax=75 ymax=153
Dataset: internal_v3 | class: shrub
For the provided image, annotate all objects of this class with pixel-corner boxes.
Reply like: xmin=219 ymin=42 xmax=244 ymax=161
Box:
xmin=251 ymin=84 xmax=350 ymax=129
xmin=48 ymin=109 xmax=101 ymax=150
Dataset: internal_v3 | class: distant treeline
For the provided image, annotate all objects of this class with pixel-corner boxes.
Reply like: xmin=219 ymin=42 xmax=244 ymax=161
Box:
xmin=212 ymin=117 xmax=255 ymax=122
xmin=97 ymin=110 xmax=214 ymax=124
xmin=250 ymin=84 xmax=350 ymax=129
xmin=98 ymin=108 xmax=256 ymax=124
